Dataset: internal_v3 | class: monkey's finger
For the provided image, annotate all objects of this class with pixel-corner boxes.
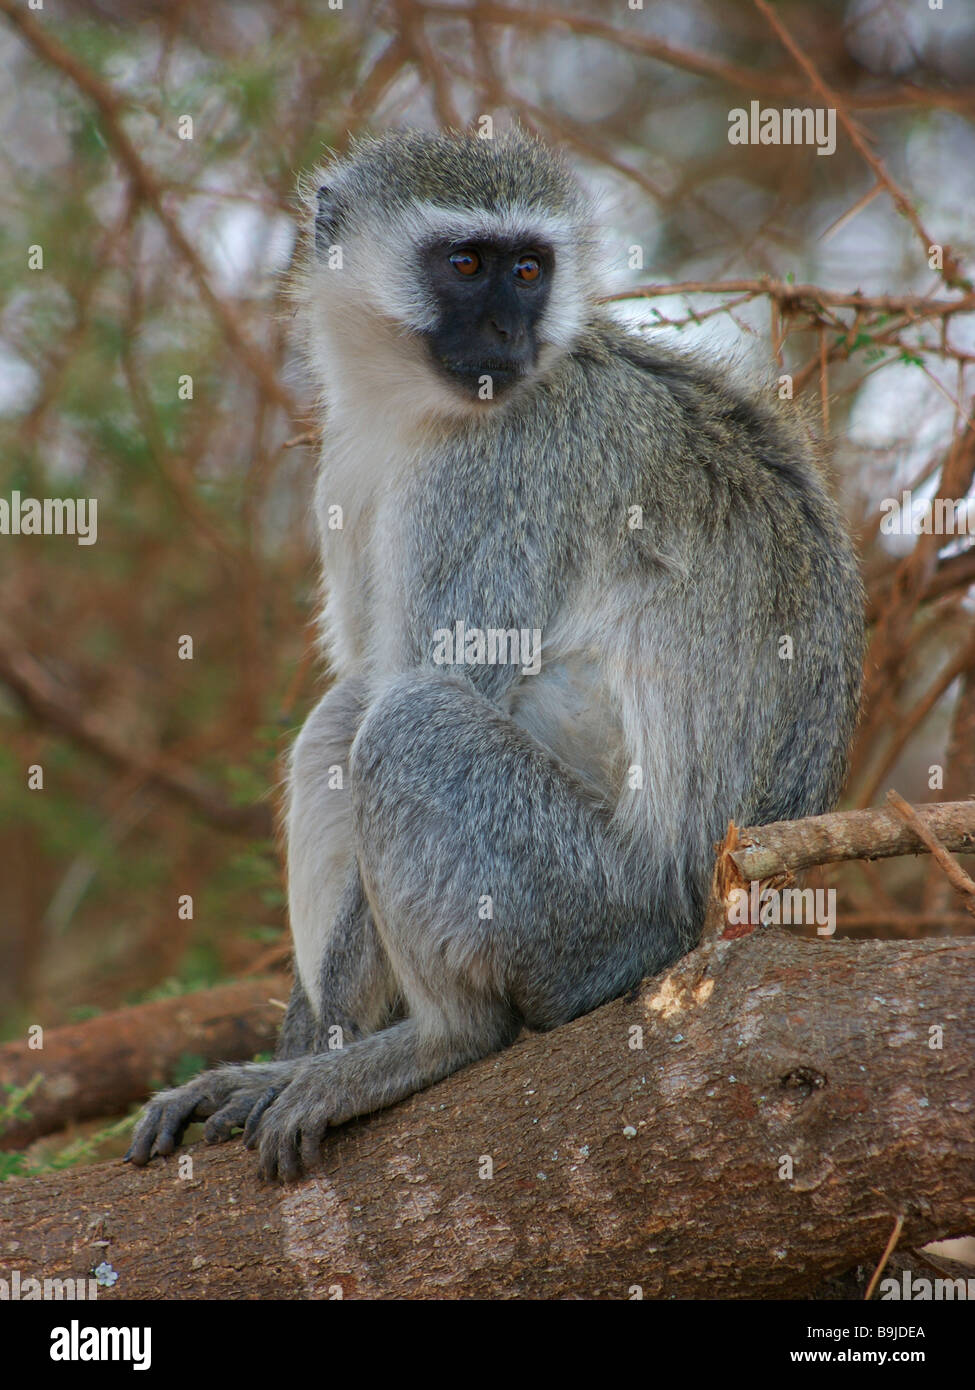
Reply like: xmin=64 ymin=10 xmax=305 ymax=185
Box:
xmin=124 ymin=1104 xmax=165 ymax=1166
xmin=256 ymin=1143 xmax=274 ymax=1182
xmin=151 ymin=1087 xmax=224 ymax=1156
xmin=204 ymin=1092 xmax=262 ymax=1144
xmin=256 ymin=1121 xmax=303 ymax=1184
xmin=151 ymin=1109 xmax=193 ymax=1157
xmin=276 ymin=1127 xmax=305 ymax=1184
xmin=300 ymin=1125 xmax=327 ymax=1172
xmin=242 ymin=1084 xmax=284 ymax=1147
xmin=256 ymin=1131 xmax=280 ymax=1183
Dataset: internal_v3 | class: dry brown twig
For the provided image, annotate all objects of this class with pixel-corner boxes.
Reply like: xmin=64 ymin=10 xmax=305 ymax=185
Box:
xmin=864 ymin=1214 xmax=906 ymax=1301
xmin=0 ymin=0 xmax=298 ymax=417
xmin=0 ymin=628 xmax=272 ymax=839
xmin=751 ymin=0 xmax=970 ymax=289
xmin=421 ymin=2 xmax=975 ymax=115
xmin=886 ymin=790 xmax=975 ymax=918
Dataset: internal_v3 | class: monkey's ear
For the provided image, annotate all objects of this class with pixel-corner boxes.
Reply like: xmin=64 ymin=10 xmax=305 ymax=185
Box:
xmin=314 ymin=185 xmax=339 ymax=256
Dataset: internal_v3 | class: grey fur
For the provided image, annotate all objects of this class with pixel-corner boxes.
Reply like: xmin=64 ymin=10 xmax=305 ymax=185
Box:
xmin=127 ymin=129 xmax=863 ymax=1181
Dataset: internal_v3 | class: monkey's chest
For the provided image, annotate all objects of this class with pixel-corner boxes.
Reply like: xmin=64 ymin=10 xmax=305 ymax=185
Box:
xmin=505 ymin=654 xmax=625 ymax=802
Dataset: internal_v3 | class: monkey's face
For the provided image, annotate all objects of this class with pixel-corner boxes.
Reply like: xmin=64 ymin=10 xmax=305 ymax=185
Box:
xmin=415 ymin=237 xmax=554 ymax=399
xmin=296 ymin=132 xmax=599 ymax=425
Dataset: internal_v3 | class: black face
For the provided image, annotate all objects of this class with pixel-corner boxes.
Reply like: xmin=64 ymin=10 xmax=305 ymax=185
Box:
xmin=419 ymin=238 xmax=554 ymax=397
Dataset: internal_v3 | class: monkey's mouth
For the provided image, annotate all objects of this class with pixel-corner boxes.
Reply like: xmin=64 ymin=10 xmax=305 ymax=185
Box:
xmin=437 ymin=357 xmax=529 ymax=396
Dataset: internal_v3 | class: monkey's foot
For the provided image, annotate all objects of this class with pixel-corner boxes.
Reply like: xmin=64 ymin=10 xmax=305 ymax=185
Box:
xmin=243 ymin=1061 xmax=350 ymax=1183
xmin=124 ymin=1062 xmax=292 ymax=1166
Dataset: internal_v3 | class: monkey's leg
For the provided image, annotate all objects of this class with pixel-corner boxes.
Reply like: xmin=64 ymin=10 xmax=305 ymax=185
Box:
xmin=126 ymin=882 xmax=387 ymax=1163
xmin=274 ymin=980 xmax=316 ymax=1061
xmin=248 ymin=669 xmax=681 ymax=1182
xmin=127 ymin=679 xmax=397 ymax=1167
xmin=276 ymin=866 xmax=400 ymax=1058
xmin=285 ymin=676 xmax=398 ymax=1042
xmin=245 ymin=1014 xmax=515 ymax=1181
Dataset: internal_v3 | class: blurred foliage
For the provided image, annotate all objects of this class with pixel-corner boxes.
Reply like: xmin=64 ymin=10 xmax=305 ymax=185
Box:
xmin=0 ymin=1080 xmax=136 ymax=1181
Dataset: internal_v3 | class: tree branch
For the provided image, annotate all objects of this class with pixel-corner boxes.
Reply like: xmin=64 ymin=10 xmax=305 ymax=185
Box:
xmin=727 ymin=800 xmax=975 ymax=881
xmin=0 ymin=977 xmax=289 ymax=1149
xmin=751 ymin=0 xmax=969 ymax=290
xmin=886 ymin=790 xmax=975 ymax=917
xmin=420 ymin=2 xmax=975 ymax=115
xmin=1 ymin=934 xmax=971 ymax=1298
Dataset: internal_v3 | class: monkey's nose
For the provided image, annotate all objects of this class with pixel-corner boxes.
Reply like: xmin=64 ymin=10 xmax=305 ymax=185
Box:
xmin=488 ymin=317 xmax=526 ymax=348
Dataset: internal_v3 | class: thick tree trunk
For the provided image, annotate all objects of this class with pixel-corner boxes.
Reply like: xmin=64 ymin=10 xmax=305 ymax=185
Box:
xmin=1 ymin=933 xmax=971 ymax=1300
xmin=0 ymin=977 xmax=289 ymax=1148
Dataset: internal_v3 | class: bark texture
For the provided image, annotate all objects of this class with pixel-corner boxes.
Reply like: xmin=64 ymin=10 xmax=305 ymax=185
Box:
xmin=1 ymin=934 xmax=971 ymax=1300
xmin=0 ymin=977 xmax=289 ymax=1148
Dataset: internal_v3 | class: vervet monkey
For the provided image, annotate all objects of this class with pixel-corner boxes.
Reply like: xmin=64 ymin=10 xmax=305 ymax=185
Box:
xmin=127 ymin=128 xmax=863 ymax=1182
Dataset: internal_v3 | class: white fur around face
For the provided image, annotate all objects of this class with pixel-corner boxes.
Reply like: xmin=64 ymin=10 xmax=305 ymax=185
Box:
xmin=297 ymin=198 xmax=596 ymax=432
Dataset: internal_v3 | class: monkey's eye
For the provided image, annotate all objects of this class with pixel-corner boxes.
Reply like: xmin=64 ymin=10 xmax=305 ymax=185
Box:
xmin=514 ymin=255 xmax=541 ymax=283
xmin=449 ymin=249 xmax=481 ymax=276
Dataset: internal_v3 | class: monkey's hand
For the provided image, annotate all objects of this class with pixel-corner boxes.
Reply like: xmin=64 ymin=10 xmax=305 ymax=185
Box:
xmin=124 ymin=1061 xmax=293 ymax=1166
xmin=242 ymin=1058 xmax=352 ymax=1183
